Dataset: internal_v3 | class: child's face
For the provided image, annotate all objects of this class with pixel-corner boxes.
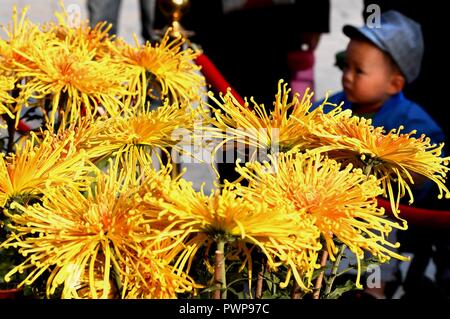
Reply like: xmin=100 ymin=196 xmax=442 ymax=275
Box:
xmin=341 ymin=39 xmax=398 ymax=112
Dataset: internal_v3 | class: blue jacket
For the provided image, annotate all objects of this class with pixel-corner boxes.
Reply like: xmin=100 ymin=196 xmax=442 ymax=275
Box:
xmin=314 ymin=91 xmax=446 ymax=205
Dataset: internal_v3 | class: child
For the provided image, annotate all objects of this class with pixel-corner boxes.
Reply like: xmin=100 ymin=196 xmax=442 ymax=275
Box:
xmin=316 ymin=10 xmax=447 ymax=299
xmin=323 ymin=10 xmax=444 ymax=146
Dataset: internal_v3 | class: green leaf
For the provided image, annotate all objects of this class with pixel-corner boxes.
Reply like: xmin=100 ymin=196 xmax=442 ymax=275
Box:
xmin=323 ymin=280 xmax=359 ymax=299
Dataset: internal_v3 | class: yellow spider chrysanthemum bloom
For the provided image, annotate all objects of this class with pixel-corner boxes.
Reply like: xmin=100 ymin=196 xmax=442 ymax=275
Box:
xmin=81 ymin=101 xmax=197 ymax=168
xmin=139 ymin=178 xmax=321 ymax=292
xmin=123 ymin=241 xmax=198 ymax=299
xmin=68 ymin=255 xmax=195 ymax=299
xmin=0 ymin=6 xmax=44 ymax=124
xmin=235 ymin=152 xmax=408 ymax=288
xmin=205 ymin=81 xmax=342 ymax=165
xmin=50 ymin=116 xmax=97 ymax=153
xmin=13 ymin=36 xmax=134 ymax=128
xmin=0 ymin=75 xmax=16 ymax=119
xmin=316 ymin=112 xmax=450 ymax=217
xmin=0 ymin=163 xmax=182 ymax=298
xmin=0 ymin=131 xmax=91 ymax=208
xmin=110 ymin=30 xmax=204 ymax=106
xmin=47 ymin=4 xmax=115 ymax=58
xmin=0 ymin=6 xmax=41 ymax=72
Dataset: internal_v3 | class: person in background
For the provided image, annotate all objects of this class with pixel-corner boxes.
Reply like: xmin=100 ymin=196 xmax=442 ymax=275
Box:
xmin=362 ymin=1 xmax=449 ymax=160
xmin=154 ymin=0 xmax=330 ymax=107
xmin=87 ymin=0 xmax=156 ymax=41
xmin=153 ymin=0 xmax=330 ymax=184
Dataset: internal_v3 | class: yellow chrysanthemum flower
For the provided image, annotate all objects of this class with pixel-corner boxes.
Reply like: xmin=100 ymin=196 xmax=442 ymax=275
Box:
xmin=67 ymin=257 xmax=190 ymax=299
xmin=0 ymin=131 xmax=91 ymax=208
xmin=315 ymin=112 xmax=450 ymax=217
xmin=235 ymin=152 xmax=407 ymax=288
xmin=1 ymin=163 xmax=189 ymax=298
xmin=205 ymin=81 xmax=341 ymax=165
xmin=48 ymin=4 xmax=115 ymax=58
xmin=110 ymin=29 xmax=204 ymax=106
xmin=123 ymin=242 xmax=198 ymax=299
xmin=0 ymin=6 xmax=44 ymax=124
xmin=138 ymin=177 xmax=321 ymax=292
xmin=13 ymin=34 xmax=134 ymax=128
xmin=0 ymin=75 xmax=16 ymax=119
xmin=0 ymin=6 xmax=41 ymax=72
xmin=79 ymin=101 xmax=197 ymax=168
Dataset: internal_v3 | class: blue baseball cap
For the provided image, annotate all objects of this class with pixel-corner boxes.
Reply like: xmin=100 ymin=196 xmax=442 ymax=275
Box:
xmin=343 ymin=10 xmax=424 ymax=83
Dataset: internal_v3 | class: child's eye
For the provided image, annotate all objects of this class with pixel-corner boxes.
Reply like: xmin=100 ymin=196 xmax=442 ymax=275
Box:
xmin=356 ymin=68 xmax=364 ymax=74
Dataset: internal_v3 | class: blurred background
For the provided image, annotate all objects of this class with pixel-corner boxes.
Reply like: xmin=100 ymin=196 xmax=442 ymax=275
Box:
xmin=0 ymin=0 xmax=363 ymax=101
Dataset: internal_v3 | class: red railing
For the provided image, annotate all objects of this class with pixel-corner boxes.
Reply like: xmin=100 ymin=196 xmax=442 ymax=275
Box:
xmin=195 ymin=53 xmax=245 ymax=105
xmin=377 ymin=197 xmax=450 ymax=229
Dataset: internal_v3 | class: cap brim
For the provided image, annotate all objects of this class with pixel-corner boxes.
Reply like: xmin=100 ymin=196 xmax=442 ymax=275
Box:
xmin=343 ymin=25 xmax=369 ymax=41
xmin=342 ymin=25 xmax=388 ymax=52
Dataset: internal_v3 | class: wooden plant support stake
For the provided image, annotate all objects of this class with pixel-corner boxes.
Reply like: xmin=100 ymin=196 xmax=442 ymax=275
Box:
xmin=291 ymin=281 xmax=302 ymax=299
xmin=255 ymin=261 xmax=265 ymax=299
xmin=312 ymin=250 xmax=329 ymax=299
xmin=213 ymin=241 xmax=226 ymax=299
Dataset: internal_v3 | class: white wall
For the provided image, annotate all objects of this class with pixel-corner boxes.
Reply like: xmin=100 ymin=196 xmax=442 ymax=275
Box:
xmin=314 ymin=0 xmax=364 ymax=100
xmin=0 ymin=0 xmax=142 ymax=44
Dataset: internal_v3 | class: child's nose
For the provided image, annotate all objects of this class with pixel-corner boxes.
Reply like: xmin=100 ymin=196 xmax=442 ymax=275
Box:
xmin=342 ymin=70 xmax=352 ymax=85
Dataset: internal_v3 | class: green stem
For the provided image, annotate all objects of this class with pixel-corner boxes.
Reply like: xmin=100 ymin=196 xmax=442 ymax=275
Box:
xmin=4 ymin=114 xmax=15 ymax=154
xmin=4 ymin=88 xmax=21 ymax=154
xmin=324 ymin=244 xmax=347 ymax=297
xmin=364 ymin=163 xmax=373 ymax=179
xmin=255 ymin=258 xmax=265 ymax=299
xmin=112 ymin=258 xmax=123 ymax=299
xmin=272 ymin=272 xmax=277 ymax=296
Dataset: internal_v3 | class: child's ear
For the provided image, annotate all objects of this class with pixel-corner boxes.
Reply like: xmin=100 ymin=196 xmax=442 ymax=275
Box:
xmin=387 ymin=73 xmax=405 ymax=95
